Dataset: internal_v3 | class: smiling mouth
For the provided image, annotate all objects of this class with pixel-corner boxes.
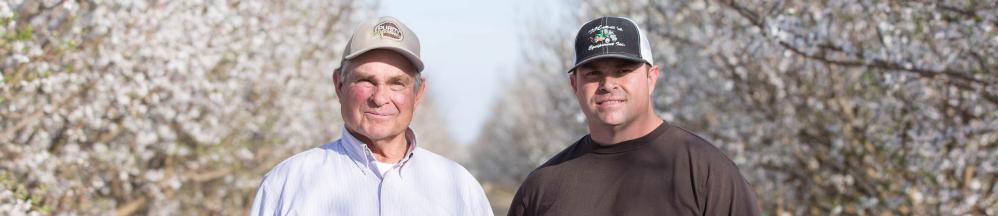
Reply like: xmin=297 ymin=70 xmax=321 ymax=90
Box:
xmin=596 ymin=99 xmax=625 ymax=105
xmin=364 ymin=111 xmax=394 ymax=117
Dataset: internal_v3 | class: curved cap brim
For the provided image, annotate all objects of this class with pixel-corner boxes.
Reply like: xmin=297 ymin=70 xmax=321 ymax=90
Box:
xmin=567 ymin=54 xmax=649 ymax=73
xmin=344 ymin=46 xmax=425 ymax=72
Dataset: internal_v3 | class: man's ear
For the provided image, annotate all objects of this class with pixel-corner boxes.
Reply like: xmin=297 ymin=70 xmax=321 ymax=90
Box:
xmin=414 ymin=76 xmax=427 ymax=106
xmin=569 ymin=72 xmax=578 ymax=92
xmin=333 ymin=69 xmax=343 ymax=96
xmin=647 ymin=64 xmax=660 ymax=95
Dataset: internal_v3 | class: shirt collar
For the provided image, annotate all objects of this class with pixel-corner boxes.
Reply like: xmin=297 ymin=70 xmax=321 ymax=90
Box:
xmin=339 ymin=127 xmax=419 ymax=176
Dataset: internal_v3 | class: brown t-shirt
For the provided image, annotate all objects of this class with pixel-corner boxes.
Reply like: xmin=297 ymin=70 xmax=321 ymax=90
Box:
xmin=508 ymin=121 xmax=760 ymax=216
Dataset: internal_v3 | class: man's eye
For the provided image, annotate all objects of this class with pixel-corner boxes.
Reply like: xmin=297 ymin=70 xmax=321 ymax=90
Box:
xmin=355 ymin=80 xmax=374 ymax=87
xmin=390 ymin=82 xmax=406 ymax=91
xmin=613 ymin=67 xmax=636 ymax=75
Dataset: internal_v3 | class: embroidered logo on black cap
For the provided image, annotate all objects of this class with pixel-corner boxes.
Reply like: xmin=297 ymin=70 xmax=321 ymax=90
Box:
xmin=586 ymin=25 xmax=625 ymax=51
xmin=374 ymin=21 xmax=403 ymax=41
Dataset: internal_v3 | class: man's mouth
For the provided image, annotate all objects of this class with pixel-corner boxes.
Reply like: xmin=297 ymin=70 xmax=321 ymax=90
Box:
xmin=364 ymin=111 xmax=394 ymax=118
xmin=596 ymin=99 xmax=625 ymax=106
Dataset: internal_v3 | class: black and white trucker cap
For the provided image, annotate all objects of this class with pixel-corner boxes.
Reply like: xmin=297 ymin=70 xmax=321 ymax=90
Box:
xmin=568 ymin=17 xmax=654 ymax=73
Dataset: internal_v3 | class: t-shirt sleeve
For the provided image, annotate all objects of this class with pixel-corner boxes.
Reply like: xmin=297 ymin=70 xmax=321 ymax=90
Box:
xmin=507 ymin=183 xmax=530 ymax=216
xmin=508 ymin=172 xmax=546 ymax=216
xmin=702 ymin=158 xmax=761 ymax=216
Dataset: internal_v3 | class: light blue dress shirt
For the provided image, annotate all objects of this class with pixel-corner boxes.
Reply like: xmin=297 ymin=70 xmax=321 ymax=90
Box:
xmin=250 ymin=127 xmax=493 ymax=216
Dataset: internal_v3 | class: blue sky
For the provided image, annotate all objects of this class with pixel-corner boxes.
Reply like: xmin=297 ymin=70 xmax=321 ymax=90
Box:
xmin=381 ymin=0 xmax=568 ymax=143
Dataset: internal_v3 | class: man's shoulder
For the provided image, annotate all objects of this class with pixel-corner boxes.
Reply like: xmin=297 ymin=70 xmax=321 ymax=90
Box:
xmin=509 ymin=137 xmax=587 ymax=211
xmin=412 ymin=146 xmax=464 ymax=170
xmin=521 ymin=136 xmax=588 ymax=184
xmin=262 ymin=141 xmax=345 ymax=180
xmin=409 ymin=147 xmax=487 ymax=192
xmin=542 ymin=136 xmax=588 ymax=167
xmin=660 ymin=124 xmax=741 ymax=171
xmin=411 ymin=147 xmax=474 ymax=175
xmin=413 ymin=147 xmax=482 ymax=176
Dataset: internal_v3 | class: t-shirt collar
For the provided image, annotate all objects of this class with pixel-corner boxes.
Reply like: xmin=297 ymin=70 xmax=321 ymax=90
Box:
xmin=588 ymin=120 xmax=669 ymax=154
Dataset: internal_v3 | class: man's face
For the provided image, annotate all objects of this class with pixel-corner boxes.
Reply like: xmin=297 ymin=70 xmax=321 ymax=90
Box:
xmin=334 ymin=49 xmax=424 ymax=143
xmin=570 ymin=58 xmax=658 ymax=128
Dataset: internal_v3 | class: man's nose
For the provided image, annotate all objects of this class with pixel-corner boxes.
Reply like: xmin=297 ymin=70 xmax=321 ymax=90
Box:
xmin=598 ymin=75 xmax=618 ymax=93
xmin=369 ymin=85 xmax=391 ymax=106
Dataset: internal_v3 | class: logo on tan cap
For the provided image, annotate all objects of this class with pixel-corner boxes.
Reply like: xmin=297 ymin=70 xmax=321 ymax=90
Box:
xmin=373 ymin=21 xmax=404 ymax=41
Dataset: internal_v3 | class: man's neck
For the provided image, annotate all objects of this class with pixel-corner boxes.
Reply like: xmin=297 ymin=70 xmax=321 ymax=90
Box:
xmin=589 ymin=114 xmax=663 ymax=145
xmin=347 ymin=129 xmax=410 ymax=164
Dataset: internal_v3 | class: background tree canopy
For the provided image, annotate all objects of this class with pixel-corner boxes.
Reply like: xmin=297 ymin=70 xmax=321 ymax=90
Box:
xmin=2 ymin=0 xmax=996 ymax=215
xmin=0 ymin=0 xmax=458 ymax=214
xmin=471 ymin=0 xmax=997 ymax=215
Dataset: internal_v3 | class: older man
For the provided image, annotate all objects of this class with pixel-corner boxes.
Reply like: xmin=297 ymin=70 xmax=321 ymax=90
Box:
xmin=508 ymin=17 xmax=760 ymax=215
xmin=250 ymin=16 xmax=493 ymax=215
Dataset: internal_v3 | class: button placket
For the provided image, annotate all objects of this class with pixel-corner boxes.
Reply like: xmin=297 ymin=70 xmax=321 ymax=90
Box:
xmin=378 ymin=168 xmax=398 ymax=216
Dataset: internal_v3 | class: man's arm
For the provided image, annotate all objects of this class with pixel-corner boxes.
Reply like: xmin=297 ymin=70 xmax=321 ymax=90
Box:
xmin=702 ymin=159 xmax=761 ymax=215
xmin=506 ymin=185 xmax=530 ymax=216
xmin=507 ymin=173 xmax=547 ymax=216
xmin=460 ymin=169 xmax=496 ymax=216
xmin=249 ymin=174 xmax=281 ymax=216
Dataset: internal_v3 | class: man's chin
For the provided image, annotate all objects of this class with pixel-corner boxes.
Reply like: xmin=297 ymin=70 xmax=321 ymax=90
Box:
xmin=593 ymin=114 xmax=626 ymax=127
xmin=357 ymin=127 xmax=402 ymax=140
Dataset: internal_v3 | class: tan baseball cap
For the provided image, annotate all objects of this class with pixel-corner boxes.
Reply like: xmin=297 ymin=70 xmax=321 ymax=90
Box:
xmin=337 ymin=16 xmax=423 ymax=72
xmin=337 ymin=16 xmax=424 ymax=72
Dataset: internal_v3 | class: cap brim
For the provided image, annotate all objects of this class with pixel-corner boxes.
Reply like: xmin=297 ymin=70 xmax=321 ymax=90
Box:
xmin=567 ymin=54 xmax=649 ymax=73
xmin=344 ymin=46 xmax=425 ymax=72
